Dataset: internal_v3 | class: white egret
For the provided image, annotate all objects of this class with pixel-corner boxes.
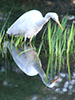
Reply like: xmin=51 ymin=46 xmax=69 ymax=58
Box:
xmin=4 ymin=41 xmax=61 ymax=88
xmin=7 ymin=10 xmax=63 ymax=43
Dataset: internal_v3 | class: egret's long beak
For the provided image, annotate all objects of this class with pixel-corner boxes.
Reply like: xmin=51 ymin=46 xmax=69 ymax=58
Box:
xmin=57 ymin=20 xmax=63 ymax=30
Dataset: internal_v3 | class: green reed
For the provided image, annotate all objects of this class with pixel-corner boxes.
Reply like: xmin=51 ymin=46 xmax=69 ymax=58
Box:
xmin=46 ymin=20 xmax=52 ymax=81
xmin=67 ymin=23 xmax=74 ymax=80
xmin=0 ymin=10 xmax=12 ymax=57
xmin=46 ymin=20 xmax=55 ymax=81
xmin=46 ymin=16 xmax=75 ymax=80
xmin=37 ymin=27 xmax=47 ymax=57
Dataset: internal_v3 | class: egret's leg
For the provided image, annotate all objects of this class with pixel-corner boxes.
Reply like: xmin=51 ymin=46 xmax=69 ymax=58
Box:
xmin=30 ymin=42 xmax=32 ymax=48
xmin=24 ymin=40 xmax=26 ymax=48
xmin=24 ymin=40 xmax=26 ymax=45
xmin=24 ymin=40 xmax=26 ymax=49
xmin=24 ymin=36 xmax=27 ymax=45
xmin=29 ymin=37 xmax=33 ymax=48
xmin=29 ymin=37 xmax=32 ymax=43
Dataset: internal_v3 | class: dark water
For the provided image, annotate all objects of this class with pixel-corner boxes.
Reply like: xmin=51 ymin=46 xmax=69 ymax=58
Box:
xmin=0 ymin=0 xmax=75 ymax=100
xmin=0 ymin=67 xmax=75 ymax=100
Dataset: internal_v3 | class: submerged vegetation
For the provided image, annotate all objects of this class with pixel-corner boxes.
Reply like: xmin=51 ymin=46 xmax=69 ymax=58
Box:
xmin=0 ymin=15 xmax=75 ymax=81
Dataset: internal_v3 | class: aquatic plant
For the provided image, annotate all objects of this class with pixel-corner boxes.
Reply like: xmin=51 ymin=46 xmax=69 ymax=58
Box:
xmin=46 ymin=17 xmax=75 ymax=80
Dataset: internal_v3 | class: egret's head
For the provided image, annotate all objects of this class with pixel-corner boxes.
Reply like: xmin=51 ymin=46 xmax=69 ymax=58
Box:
xmin=51 ymin=13 xmax=63 ymax=30
xmin=45 ymin=12 xmax=63 ymax=30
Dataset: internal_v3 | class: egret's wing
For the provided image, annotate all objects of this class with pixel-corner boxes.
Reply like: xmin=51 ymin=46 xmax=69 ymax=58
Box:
xmin=7 ymin=10 xmax=43 ymax=36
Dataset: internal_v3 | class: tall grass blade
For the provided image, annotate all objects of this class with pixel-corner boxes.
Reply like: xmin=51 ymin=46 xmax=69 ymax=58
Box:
xmin=37 ymin=27 xmax=47 ymax=57
xmin=55 ymin=41 xmax=58 ymax=73
xmin=10 ymin=35 xmax=14 ymax=51
xmin=67 ymin=23 xmax=74 ymax=53
xmin=67 ymin=53 xmax=71 ymax=80
xmin=0 ymin=31 xmax=5 ymax=57
xmin=0 ymin=10 xmax=12 ymax=37
xmin=67 ymin=23 xmax=74 ymax=80
xmin=46 ymin=20 xmax=52 ymax=81
xmin=48 ymin=21 xmax=52 ymax=55
xmin=15 ymin=36 xmax=22 ymax=48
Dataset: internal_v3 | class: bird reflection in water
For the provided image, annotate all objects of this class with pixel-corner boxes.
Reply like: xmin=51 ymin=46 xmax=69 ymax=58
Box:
xmin=5 ymin=41 xmax=60 ymax=88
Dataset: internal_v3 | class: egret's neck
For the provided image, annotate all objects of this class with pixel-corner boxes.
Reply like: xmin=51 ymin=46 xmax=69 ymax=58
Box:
xmin=35 ymin=18 xmax=48 ymax=28
xmin=45 ymin=12 xmax=55 ymax=21
xmin=44 ymin=13 xmax=51 ymax=22
xmin=37 ymin=66 xmax=51 ymax=87
xmin=36 ymin=13 xmax=54 ymax=28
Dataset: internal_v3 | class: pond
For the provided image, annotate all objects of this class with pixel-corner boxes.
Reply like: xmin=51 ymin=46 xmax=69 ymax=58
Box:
xmin=0 ymin=0 xmax=75 ymax=100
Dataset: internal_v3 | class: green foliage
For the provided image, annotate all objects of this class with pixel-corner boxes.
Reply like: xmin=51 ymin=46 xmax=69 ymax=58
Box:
xmin=46 ymin=16 xmax=75 ymax=80
xmin=66 ymin=23 xmax=75 ymax=80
